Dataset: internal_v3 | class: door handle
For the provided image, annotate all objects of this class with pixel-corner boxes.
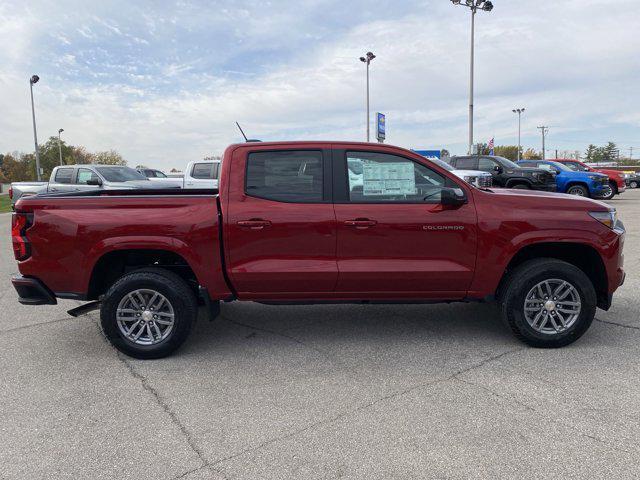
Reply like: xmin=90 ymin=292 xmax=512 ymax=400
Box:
xmin=344 ymin=219 xmax=377 ymax=229
xmin=237 ymin=219 xmax=272 ymax=230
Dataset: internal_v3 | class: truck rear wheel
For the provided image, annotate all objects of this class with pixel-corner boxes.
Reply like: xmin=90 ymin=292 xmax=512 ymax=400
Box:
xmin=500 ymin=259 xmax=596 ymax=348
xmin=100 ymin=268 xmax=197 ymax=359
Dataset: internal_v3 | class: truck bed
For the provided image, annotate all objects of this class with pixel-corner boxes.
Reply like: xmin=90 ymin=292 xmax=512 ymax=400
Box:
xmin=14 ymin=189 xmax=230 ymax=301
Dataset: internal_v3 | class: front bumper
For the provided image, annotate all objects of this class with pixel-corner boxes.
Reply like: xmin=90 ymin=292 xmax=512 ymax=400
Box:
xmin=11 ymin=275 xmax=57 ymax=305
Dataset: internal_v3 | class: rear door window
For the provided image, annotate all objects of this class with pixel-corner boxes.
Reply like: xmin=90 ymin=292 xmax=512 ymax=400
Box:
xmin=191 ymin=163 xmax=215 ymax=179
xmin=246 ymin=151 xmax=323 ymax=202
xmin=54 ymin=168 xmax=74 ymax=184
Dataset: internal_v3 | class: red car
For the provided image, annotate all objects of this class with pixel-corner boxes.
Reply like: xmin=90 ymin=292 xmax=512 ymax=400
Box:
xmin=553 ymin=159 xmax=626 ymax=200
xmin=12 ymin=142 xmax=626 ymax=358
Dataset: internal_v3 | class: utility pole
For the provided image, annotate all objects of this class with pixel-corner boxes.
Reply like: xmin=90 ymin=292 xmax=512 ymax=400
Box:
xmin=512 ymin=108 xmax=525 ymax=161
xmin=359 ymin=51 xmax=376 ymax=142
xmin=29 ymin=75 xmax=42 ymax=181
xmin=450 ymin=0 xmax=494 ymax=155
xmin=629 ymin=147 xmax=634 ymax=160
xmin=537 ymin=126 xmax=549 ymax=160
xmin=57 ymin=128 xmax=64 ymax=166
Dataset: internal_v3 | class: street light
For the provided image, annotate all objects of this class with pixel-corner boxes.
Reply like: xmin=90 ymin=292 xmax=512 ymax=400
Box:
xmin=359 ymin=51 xmax=376 ymax=142
xmin=450 ymin=0 xmax=494 ymax=154
xmin=29 ymin=75 xmax=42 ymax=181
xmin=58 ymin=128 xmax=64 ymax=166
xmin=512 ymin=108 xmax=525 ymax=161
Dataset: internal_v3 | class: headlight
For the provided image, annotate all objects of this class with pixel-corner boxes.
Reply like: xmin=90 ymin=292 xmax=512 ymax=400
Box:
xmin=587 ymin=174 xmax=600 ymax=180
xmin=589 ymin=210 xmax=617 ymax=229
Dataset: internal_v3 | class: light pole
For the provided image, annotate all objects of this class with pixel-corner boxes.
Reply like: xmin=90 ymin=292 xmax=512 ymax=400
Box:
xmin=450 ymin=0 xmax=493 ymax=154
xmin=359 ymin=51 xmax=376 ymax=142
xmin=537 ymin=126 xmax=549 ymax=160
xmin=29 ymin=75 xmax=42 ymax=181
xmin=57 ymin=128 xmax=65 ymax=166
xmin=512 ymin=108 xmax=525 ymax=161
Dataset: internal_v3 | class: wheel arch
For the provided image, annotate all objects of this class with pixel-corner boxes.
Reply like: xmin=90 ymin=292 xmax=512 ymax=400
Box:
xmin=496 ymin=242 xmax=608 ymax=310
xmin=87 ymin=249 xmax=199 ymax=300
xmin=505 ymin=178 xmax=533 ymax=188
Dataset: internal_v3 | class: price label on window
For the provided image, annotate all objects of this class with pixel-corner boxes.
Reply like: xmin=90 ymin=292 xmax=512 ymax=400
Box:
xmin=362 ymin=163 xmax=416 ymax=196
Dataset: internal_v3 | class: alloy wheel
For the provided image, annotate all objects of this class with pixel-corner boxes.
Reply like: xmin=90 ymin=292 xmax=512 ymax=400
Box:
xmin=116 ymin=289 xmax=175 ymax=345
xmin=523 ymin=279 xmax=581 ymax=335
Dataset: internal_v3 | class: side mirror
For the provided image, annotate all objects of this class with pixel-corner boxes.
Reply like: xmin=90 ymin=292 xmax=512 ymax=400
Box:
xmin=86 ymin=178 xmax=102 ymax=186
xmin=493 ymin=165 xmax=503 ymax=173
xmin=441 ymin=187 xmax=467 ymax=207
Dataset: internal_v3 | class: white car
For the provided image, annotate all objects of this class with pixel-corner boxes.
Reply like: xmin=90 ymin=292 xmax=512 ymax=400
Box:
xmin=183 ymin=160 xmax=221 ymax=189
xmin=430 ymin=158 xmax=492 ymax=188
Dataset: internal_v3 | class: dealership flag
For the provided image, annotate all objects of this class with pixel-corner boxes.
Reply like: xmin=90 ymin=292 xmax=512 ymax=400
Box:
xmin=488 ymin=137 xmax=494 ymax=155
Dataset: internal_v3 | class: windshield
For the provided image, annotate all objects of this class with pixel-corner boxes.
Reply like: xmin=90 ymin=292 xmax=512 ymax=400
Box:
xmin=548 ymin=161 xmax=572 ymax=172
xmin=96 ymin=167 xmax=148 ymax=182
xmin=563 ymin=162 xmax=589 ymax=172
xmin=430 ymin=158 xmax=455 ymax=172
xmin=494 ymin=156 xmax=520 ymax=169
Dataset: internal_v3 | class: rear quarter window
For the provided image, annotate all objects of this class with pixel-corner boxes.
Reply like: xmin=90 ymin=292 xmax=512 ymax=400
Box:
xmin=191 ymin=163 xmax=218 ymax=179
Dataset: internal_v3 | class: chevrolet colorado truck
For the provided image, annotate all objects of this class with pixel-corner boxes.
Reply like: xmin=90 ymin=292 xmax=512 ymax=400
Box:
xmin=11 ymin=142 xmax=626 ymax=359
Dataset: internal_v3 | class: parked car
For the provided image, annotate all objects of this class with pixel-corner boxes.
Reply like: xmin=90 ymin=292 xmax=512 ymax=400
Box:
xmin=11 ymin=141 xmax=625 ymax=359
xmin=183 ymin=160 xmax=221 ymax=189
xmin=552 ymin=159 xmax=626 ymax=200
xmin=625 ymin=172 xmax=639 ymax=189
xmin=137 ymin=168 xmax=184 ymax=188
xmin=10 ymin=165 xmax=180 ymax=206
xmin=429 ymin=158 xmax=492 ymax=188
xmin=448 ymin=155 xmax=557 ymax=191
xmin=518 ymin=160 xmax=608 ymax=198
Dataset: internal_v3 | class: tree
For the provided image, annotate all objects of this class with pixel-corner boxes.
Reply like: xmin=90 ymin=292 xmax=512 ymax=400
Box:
xmin=522 ymin=148 xmax=542 ymax=160
xmin=493 ymin=145 xmax=520 ymax=161
xmin=93 ymin=150 xmax=127 ymax=166
xmin=603 ymin=142 xmax=618 ymax=161
xmin=70 ymin=146 xmax=94 ymax=165
xmin=203 ymin=155 xmax=221 ymax=161
xmin=440 ymin=149 xmax=450 ymax=159
xmin=135 ymin=164 xmax=148 ymax=170
xmin=1 ymin=152 xmax=33 ymax=182
xmin=585 ymin=144 xmax=598 ymax=162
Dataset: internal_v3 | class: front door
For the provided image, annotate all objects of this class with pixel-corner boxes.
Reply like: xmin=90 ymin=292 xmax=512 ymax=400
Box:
xmin=333 ymin=149 xmax=478 ymax=298
xmin=225 ymin=148 xmax=337 ymax=297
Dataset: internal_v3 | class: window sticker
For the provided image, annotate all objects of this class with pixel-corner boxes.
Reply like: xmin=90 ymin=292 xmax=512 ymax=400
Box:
xmin=362 ymin=162 xmax=416 ymax=196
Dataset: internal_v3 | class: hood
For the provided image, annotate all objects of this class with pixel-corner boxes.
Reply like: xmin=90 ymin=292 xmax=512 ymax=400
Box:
xmin=487 ymin=187 xmax=611 ymax=209
xmin=593 ymin=168 xmax=623 ymax=178
xmin=452 ymin=169 xmax=491 ymax=177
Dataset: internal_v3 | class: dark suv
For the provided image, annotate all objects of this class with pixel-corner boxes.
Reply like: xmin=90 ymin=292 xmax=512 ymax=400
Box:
xmin=449 ymin=155 xmax=557 ymax=191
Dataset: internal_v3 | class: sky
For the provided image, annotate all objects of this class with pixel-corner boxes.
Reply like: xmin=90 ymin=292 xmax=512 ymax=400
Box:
xmin=1 ymin=0 xmax=639 ymax=170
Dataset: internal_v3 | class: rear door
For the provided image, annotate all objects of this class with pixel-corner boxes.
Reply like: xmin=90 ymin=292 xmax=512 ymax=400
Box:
xmin=332 ymin=147 xmax=477 ymax=297
xmin=48 ymin=167 xmax=76 ymax=193
xmin=225 ymin=147 xmax=337 ymax=297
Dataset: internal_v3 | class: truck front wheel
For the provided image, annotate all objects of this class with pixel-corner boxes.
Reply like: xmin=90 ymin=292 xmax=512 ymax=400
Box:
xmin=500 ymin=259 xmax=596 ymax=348
xmin=100 ymin=268 xmax=197 ymax=359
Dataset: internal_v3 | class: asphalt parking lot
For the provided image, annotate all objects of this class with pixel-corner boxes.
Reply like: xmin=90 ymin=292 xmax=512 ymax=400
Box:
xmin=1 ymin=191 xmax=639 ymax=480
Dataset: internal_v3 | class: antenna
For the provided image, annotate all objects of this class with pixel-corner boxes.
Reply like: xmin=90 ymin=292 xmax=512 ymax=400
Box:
xmin=236 ymin=122 xmax=248 ymax=142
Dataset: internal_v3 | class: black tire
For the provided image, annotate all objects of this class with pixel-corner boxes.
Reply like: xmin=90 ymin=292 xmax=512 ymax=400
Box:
xmin=500 ymin=258 xmax=596 ymax=348
xmin=100 ymin=268 xmax=197 ymax=359
xmin=599 ymin=182 xmax=616 ymax=200
xmin=511 ymin=183 xmax=530 ymax=190
xmin=566 ymin=184 xmax=589 ymax=197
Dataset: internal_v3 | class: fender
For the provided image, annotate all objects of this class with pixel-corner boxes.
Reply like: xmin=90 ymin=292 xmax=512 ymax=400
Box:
xmin=504 ymin=178 xmax=533 ymax=188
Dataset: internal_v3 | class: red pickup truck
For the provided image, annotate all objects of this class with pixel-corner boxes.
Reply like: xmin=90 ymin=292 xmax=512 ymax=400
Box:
xmin=11 ymin=142 xmax=626 ymax=358
xmin=553 ymin=159 xmax=626 ymax=200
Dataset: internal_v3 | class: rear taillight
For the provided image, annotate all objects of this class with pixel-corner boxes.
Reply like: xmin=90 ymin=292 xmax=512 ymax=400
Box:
xmin=8 ymin=187 xmax=13 ymax=200
xmin=12 ymin=212 xmax=33 ymax=261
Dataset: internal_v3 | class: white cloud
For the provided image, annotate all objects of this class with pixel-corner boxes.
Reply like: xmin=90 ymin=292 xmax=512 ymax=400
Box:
xmin=1 ymin=0 xmax=639 ymax=170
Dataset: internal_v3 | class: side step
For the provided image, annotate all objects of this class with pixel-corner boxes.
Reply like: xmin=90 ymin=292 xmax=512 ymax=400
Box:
xmin=68 ymin=301 xmax=101 ymax=317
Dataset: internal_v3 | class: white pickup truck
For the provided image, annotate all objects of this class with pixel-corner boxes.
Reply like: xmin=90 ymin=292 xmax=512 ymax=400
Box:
xmin=182 ymin=160 xmax=221 ymax=189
